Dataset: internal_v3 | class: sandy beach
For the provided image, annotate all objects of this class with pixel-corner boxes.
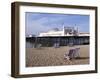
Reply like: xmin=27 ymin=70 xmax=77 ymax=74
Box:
xmin=26 ymin=45 xmax=89 ymax=67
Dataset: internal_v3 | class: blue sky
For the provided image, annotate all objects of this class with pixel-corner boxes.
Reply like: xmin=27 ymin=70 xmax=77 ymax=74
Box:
xmin=25 ymin=12 xmax=89 ymax=36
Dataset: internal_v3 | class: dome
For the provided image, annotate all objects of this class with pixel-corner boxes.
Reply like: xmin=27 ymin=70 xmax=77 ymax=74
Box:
xmin=49 ymin=28 xmax=60 ymax=32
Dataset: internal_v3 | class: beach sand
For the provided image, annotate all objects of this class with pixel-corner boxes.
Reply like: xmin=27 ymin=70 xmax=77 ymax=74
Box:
xmin=26 ymin=45 xmax=89 ymax=67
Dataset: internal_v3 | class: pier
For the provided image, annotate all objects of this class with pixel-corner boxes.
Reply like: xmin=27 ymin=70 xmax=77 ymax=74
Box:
xmin=26 ymin=36 xmax=89 ymax=47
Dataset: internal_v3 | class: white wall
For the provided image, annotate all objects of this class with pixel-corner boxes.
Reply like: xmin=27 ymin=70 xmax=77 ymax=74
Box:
xmin=0 ymin=0 xmax=100 ymax=80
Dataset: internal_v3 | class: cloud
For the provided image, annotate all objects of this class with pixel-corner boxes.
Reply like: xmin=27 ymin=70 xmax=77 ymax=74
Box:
xmin=26 ymin=15 xmax=66 ymax=35
xmin=25 ymin=13 xmax=89 ymax=35
xmin=26 ymin=19 xmax=51 ymax=35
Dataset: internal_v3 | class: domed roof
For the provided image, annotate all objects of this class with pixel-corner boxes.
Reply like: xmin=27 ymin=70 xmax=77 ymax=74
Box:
xmin=49 ymin=28 xmax=60 ymax=32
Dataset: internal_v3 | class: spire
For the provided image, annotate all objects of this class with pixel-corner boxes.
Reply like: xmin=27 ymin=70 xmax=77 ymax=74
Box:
xmin=77 ymin=27 xmax=78 ymax=32
xmin=62 ymin=23 xmax=65 ymax=30
xmin=62 ymin=23 xmax=65 ymax=36
xmin=75 ymin=24 xmax=78 ymax=32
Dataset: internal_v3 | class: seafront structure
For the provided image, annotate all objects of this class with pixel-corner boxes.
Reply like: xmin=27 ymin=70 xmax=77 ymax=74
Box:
xmin=39 ymin=26 xmax=89 ymax=37
xmin=26 ymin=26 xmax=89 ymax=47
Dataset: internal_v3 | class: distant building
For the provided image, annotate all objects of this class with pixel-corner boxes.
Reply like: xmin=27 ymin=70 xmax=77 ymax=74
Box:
xmin=26 ymin=34 xmax=36 ymax=38
xmin=26 ymin=26 xmax=89 ymax=47
xmin=39 ymin=26 xmax=89 ymax=37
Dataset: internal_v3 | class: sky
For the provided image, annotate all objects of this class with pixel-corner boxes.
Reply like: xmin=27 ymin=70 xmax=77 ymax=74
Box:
xmin=25 ymin=12 xmax=89 ymax=36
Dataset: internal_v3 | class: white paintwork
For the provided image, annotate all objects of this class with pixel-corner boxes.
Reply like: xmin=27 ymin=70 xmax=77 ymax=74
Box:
xmin=39 ymin=27 xmax=89 ymax=37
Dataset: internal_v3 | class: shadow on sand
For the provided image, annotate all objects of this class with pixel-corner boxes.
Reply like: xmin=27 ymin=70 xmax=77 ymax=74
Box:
xmin=75 ymin=57 xmax=89 ymax=60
